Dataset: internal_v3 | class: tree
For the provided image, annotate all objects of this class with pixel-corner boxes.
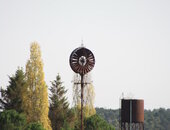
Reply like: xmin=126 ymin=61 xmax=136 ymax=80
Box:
xmin=72 ymin=73 xmax=96 ymax=117
xmin=144 ymin=108 xmax=170 ymax=130
xmin=96 ymin=107 xmax=170 ymax=130
xmin=60 ymin=120 xmax=74 ymax=130
xmin=0 ymin=68 xmax=26 ymax=113
xmin=96 ymin=107 xmax=119 ymax=129
xmin=22 ymin=42 xmax=52 ymax=130
xmin=0 ymin=110 xmax=26 ymax=130
xmin=84 ymin=114 xmax=115 ymax=130
xmin=49 ymin=74 xmax=75 ymax=130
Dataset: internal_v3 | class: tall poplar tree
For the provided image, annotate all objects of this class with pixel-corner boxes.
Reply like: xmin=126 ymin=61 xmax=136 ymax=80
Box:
xmin=22 ymin=42 xmax=52 ymax=130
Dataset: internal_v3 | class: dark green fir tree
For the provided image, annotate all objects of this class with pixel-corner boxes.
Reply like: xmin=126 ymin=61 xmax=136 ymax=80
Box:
xmin=49 ymin=74 xmax=75 ymax=130
xmin=0 ymin=67 xmax=26 ymax=113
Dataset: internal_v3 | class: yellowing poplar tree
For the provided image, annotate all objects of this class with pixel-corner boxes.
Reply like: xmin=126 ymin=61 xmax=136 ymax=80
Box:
xmin=22 ymin=42 xmax=52 ymax=130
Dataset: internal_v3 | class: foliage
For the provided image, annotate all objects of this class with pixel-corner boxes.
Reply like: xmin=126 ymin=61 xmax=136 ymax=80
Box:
xmin=49 ymin=74 xmax=75 ymax=130
xmin=96 ymin=107 xmax=119 ymax=129
xmin=73 ymin=105 xmax=96 ymax=130
xmin=25 ymin=122 xmax=46 ymax=130
xmin=0 ymin=68 xmax=26 ymax=112
xmin=84 ymin=114 xmax=115 ymax=130
xmin=144 ymin=108 xmax=170 ymax=130
xmin=96 ymin=107 xmax=170 ymax=130
xmin=72 ymin=73 xmax=96 ymax=118
xmin=0 ymin=110 xmax=26 ymax=130
xmin=60 ymin=120 xmax=74 ymax=130
xmin=22 ymin=42 xmax=52 ymax=130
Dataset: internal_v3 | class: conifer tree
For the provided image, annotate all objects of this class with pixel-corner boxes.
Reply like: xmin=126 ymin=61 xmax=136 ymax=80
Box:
xmin=0 ymin=68 xmax=25 ymax=113
xmin=49 ymin=74 xmax=75 ymax=130
xmin=22 ymin=42 xmax=52 ymax=130
xmin=0 ymin=110 xmax=27 ymax=130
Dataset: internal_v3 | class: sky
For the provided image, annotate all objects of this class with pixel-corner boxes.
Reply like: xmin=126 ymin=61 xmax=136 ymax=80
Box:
xmin=0 ymin=0 xmax=170 ymax=110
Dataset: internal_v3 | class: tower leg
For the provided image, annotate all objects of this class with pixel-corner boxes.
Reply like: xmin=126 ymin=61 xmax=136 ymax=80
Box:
xmin=81 ymin=74 xmax=84 ymax=130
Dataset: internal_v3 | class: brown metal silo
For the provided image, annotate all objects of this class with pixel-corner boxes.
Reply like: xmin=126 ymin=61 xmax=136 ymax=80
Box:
xmin=120 ymin=99 xmax=144 ymax=130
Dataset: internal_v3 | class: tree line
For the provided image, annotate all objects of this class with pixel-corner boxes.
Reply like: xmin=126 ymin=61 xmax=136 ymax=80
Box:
xmin=96 ymin=107 xmax=170 ymax=130
xmin=0 ymin=42 xmax=114 ymax=130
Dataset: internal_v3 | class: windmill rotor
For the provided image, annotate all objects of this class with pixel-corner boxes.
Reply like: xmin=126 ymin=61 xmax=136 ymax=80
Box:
xmin=69 ymin=47 xmax=95 ymax=75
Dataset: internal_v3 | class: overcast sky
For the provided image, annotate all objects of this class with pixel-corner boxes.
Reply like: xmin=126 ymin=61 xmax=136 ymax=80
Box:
xmin=0 ymin=0 xmax=170 ymax=109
